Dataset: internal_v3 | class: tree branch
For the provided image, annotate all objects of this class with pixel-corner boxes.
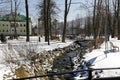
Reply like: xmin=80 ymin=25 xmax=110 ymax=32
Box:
xmin=67 ymin=0 xmax=72 ymax=15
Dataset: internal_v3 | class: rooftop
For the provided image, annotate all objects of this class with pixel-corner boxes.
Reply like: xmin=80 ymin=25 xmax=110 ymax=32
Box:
xmin=0 ymin=12 xmax=31 ymax=22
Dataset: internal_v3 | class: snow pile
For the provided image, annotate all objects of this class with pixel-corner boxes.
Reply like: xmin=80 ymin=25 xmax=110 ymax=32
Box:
xmin=1 ymin=36 xmax=120 ymax=79
xmin=75 ymin=38 xmax=120 ymax=79
xmin=0 ymin=36 xmax=73 ymax=80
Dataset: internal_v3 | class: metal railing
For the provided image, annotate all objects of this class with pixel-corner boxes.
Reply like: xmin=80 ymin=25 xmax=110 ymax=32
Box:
xmin=12 ymin=67 xmax=120 ymax=80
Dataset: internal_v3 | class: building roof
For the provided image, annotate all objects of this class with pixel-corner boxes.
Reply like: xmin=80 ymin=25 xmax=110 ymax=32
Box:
xmin=0 ymin=12 xmax=31 ymax=22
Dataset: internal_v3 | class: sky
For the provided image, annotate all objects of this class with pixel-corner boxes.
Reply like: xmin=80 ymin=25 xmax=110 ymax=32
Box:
xmin=27 ymin=0 xmax=80 ymax=23
xmin=28 ymin=0 xmax=92 ymax=23
xmin=20 ymin=0 xmax=93 ymax=26
xmin=0 ymin=0 xmax=93 ymax=26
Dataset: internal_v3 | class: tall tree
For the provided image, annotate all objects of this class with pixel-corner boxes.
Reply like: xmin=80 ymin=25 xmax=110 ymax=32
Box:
xmin=53 ymin=19 xmax=58 ymax=36
xmin=9 ymin=0 xmax=20 ymax=39
xmin=105 ymin=0 xmax=112 ymax=41
xmin=13 ymin=0 xmax=17 ymax=39
xmin=112 ymin=0 xmax=118 ymax=38
xmin=97 ymin=0 xmax=103 ymax=38
xmin=62 ymin=0 xmax=72 ymax=42
xmin=25 ymin=0 xmax=29 ymax=41
xmin=46 ymin=0 xmax=50 ymax=45
xmin=85 ymin=16 xmax=92 ymax=37
xmin=117 ymin=0 xmax=120 ymax=39
xmin=92 ymin=0 xmax=106 ymax=48
xmin=93 ymin=0 xmax=97 ymax=48
xmin=0 ymin=0 xmax=21 ymax=39
xmin=49 ymin=1 xmax=59 ymax=39
xmin=0 ymin=0 xmax=11 ymax=13
xmin=37 ymin=0 xmax=59 ymax=42
xmin=43 ymin=0 xmax=47 ymax=42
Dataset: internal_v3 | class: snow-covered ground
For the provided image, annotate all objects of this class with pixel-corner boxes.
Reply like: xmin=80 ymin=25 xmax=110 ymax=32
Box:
xmin=1 ymin=36 xmax=120 ymax=79
xmin=75 ymin=37 xmax=120 ymax=79
xmin=0 ymin=36 xmax=73 ymax=80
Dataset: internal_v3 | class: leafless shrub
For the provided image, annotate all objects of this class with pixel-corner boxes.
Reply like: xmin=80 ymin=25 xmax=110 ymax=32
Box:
xmin=2 ymin=42 xmax=50 ymax=79
xmin=2 ymin=43 xmax=19 ymax=65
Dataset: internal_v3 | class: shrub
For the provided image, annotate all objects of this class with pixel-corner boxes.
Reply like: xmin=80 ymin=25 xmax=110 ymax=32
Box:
xmin=0 ymin=34 xmax=6 ymax=43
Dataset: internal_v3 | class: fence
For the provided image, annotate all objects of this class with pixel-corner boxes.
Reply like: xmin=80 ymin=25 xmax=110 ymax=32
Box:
xmin=12 ymin=67 xmax=120 ymax=80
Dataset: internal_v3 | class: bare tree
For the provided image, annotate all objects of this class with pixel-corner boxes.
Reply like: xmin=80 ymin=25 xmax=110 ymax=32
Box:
xmin=46 ymin=0 xmax=50 ymax=45
xmin=43 ymin=0 xmax=47 ymax=42
xmin=37 ymin=0 xmax=59 ymax=43
xmin=92 ymin=0 xmax=97 ymax=48
xmin=52 ymin=19 xmax=58 ymax=36
xmin=0 ymin=0 xmax=11 ymax=12
xmin=112 ymin=0 xmax=118 ymax=38
xmin=25 ymin=0 xmax=29 ymax=42
xmin=12 ymin=0 xmax=21 ymax=39
xmin=97 ymin=0 xmax=103 ymax=38
xmin=117 ymin=0 xmax=120 ymax=39
xmin=0 ymin=0 xmax=22 ymax=39
xmin=105 ymin=0 xmax=113 ymax=41
xmin=13 ymin=0 xmax=17 ymax=39
xmin=85 ymin=16 xmax=92 ymax=37
xmin=92 ymin=0 xmax=105 ymax=48
xmin=62 ymin=0 xmax=72 ymax=42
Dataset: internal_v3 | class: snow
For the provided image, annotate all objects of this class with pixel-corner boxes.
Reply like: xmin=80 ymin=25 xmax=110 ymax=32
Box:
xmin=0 ymin=36 xmax=73 ymax=80
xmin=1 ymin=36 xmax=120 ymax=79
xmin=85 ymin=38 xmax=120 ymax=69
xmin=75 ymin=37 xmax=120 ymax=79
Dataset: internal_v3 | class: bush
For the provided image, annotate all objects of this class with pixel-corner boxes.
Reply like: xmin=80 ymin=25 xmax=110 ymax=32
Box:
xmin=0 ymin=34 xmax=6 ymax=43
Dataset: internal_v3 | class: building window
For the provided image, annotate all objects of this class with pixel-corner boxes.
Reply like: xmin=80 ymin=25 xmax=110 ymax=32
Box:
xmin=24 ymin=24 xmax=26 ymax=27
xmin=3 ymin=24 xmax=4 ymax=26
xmin=6 ymin=30 xmax=8 ymax=32
xmin=3 ymin=30 xmax=4 ymax=32
xmin=10 ymin=23 xmax=14 ymax=27
xmin=10 ymin=23 xmax=18 ymax=27
xmin=24 ymin=30 xmax=26 ymax=32
xmin=20 ymin=24 xmax=22 ymax=27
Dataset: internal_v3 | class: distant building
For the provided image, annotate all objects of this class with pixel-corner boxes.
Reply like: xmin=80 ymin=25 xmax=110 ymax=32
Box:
xmin=0 ymin=13 xmax=32 ymax=36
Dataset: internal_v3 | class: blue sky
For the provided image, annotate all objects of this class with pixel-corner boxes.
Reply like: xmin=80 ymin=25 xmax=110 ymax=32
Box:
xmin=24 ymin=0 xmax=92 ymax=25
xmin=0 ymin=0 xmax=92 ymax=24
xmin=55 ymin=0 xmax=92 ymax=21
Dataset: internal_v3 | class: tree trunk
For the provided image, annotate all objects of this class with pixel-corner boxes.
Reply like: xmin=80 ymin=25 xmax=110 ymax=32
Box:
xmin=96 ymin=0 xmax=103 ymax=38
xmin=93 ymin=0 xmax=97 ymax=48
xmin=112 ymin=0 xmax=117 ymax=38
xmin=47 ymin=0 xmax=50 ymax=45
xmin=49 ymin=15 xmax=52 ymax=39
xmin=62 ymin=0 xmax=71 ymax=42
xmin=62 ymin=0 xmax=67 ymax=42
xmin=105 ymin=0 xmax=111 ymax=41
xmin=44 ymin=0 xmax=47 ymax=42
xmin=117 ymin=0 xmax=120 ymax=39
xmin=10 ymin=0 xmax=13 ymax=39
xmin=25 ymin=0 xmax=29 ymax=42
xmin=14 ymin=0 xmax=17 ymax=39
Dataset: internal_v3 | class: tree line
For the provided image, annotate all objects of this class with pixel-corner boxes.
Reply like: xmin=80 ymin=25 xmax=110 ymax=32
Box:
xmin=0 ymin=0 xmax=120 ymax=47
xmin=37 ymin=0 xmax=120 ymax=47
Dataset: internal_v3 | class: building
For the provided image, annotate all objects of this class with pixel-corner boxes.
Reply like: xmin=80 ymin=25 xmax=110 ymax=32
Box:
xmin=0 ymin=13 xmax=32 ymax=36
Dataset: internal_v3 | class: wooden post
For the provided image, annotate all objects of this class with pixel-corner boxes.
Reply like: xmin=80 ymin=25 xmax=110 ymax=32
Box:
xmin=88 ymin=69 xmax=92 ymax=80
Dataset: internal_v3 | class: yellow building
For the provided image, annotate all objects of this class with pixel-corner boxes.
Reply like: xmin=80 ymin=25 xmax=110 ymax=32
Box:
xmin=0 ymin=13 xmax=32 ymax=36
